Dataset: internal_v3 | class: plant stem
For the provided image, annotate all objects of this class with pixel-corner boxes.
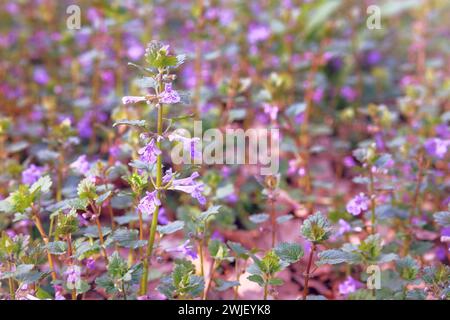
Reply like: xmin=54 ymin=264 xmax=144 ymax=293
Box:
xmin=203 ymin=260 xmax=216 ymax=300
xmin=403 ymin=150 xmax=427 ymax=256
xmin=368 ymin=167 xmax=376 ymax=235
xmin=263 ymin=281 xmax=269 ymax=300
xmin=32 ymin=207 xmax=57 ymax=281
xmin=270 ymin=197 xmax=276 ymax=248
xmin=140 ymin=102 xmax=164 ymax=295
xmin=234 ymin=259 xmax=240 ymax=300
xmin=302 ymin=243 xmax=316 ymax=300
xmin=90 ymin=202 xmax=109 ymax=263
xmin=66 ymin=235 xmax=77 ymax=300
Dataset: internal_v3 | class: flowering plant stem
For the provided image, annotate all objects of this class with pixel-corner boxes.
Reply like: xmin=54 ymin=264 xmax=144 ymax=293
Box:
xmin=31 ymin=206 xmax=57 ymax=281
xmin=140 ymin=102 xmax=164 ymax=296
xmin=302 ymin=243 xmax=316 ymax=300
xmin=368 ymin=167 xmax=376 ymax=235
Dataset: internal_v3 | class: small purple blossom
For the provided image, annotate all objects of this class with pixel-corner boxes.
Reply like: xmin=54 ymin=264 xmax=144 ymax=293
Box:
xmin=346 ymin=193 xmax=370 ymax=216
xmin=138 ymin=191 xmax=161 ymax=216
xmin=168 ymin=171 xmax=206 ymax=205
xmin=338 ymin=276 xmax=360 ymax=295
xmin=159 ymin=83 xmax=180 ymax=104
xmin=138 ymin=139 xmax=161 ymax=165
xmin=337 ymin=219 xmax=352 ymax=236
xmin=22 ymin=164 xmax=45 ymax=185
xmin=70 ymin=155 xmax=91 ymax=176
xmin=424 ymin=138 xmax=449 ymax=159
xmin=64 ymin=265 xmax=81 ymax=286
xmin=166 ymin=240 xmax=198 ymax=259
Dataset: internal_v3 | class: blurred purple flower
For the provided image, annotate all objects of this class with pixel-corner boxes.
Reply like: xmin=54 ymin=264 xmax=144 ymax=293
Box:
xmin=167 ymin=240 xmax=198 ymax=259
xmin=346 ymin=193 xmax=370 ymax=216
xmin=338 ymin=276 xmax=361 ymax=295
xmin=70 ymin=155 xmax=90 ymax=175
xmin=33 ymin=67 xmax=50 ymax=85
xmin=337 ymin=219 xmax=351 ymax=236
xmin=248 ymin=24 xmax=270 ymax=44
xmin=341 ymin=86 xmax=358 ymax=102
xmin=424 ymin=138 xmax=449 ymax=159
xmin=22 ymin=164 xmax=45 ymax=185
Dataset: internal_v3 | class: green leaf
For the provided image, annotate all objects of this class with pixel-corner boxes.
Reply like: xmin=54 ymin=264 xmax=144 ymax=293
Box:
xmin=157 ymin=220 xmax=185 ymax=235
xmin=113 ymin=119 xmax=147 ymax=128
xmin=274 ymin=242 xmax=304 ymax=264
xmin=198 ymin=205 xmax=221 ymax=222
xmin=276 ymin=215 xmax=293 ymax=224
xmin=434 ymin=211 xmax=450 ymax=227
xmin=215 ymin=279 xmax=240 ymax=292
xmin=227 ymin=241 xmax=250 ymax=259
xmin=305 ymin=0 xmax=341 ymax=36
xmin=96 ymin=190 xmax=112 ymax=206
xmin=249 ymin=213 xmax=269 ymax=224
xmin=46 ymin=241 xmax=67 ymax=255
xmin=135 ymin=77 xmax=156 ymax=89
xmin=268 ymin=277 xmax=284 ymax=286
xmin=30 ymin=175 xmax=53 ymax=194
xmin=247 ymin=274 xmax=265 ymax=287
xmin=317 ymin=249 xmax=360 ymax=265
xmin=396 ymin=256 xmax=420 ymax=281
xmin=106 ymin=228 xmax=146 ymax=249
xmin=381 ymin=0 xmax=422 ymax=17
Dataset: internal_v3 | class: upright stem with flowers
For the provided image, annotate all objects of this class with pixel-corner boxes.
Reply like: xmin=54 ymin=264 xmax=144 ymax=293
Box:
xmin=119 ymin=41 xmax=206 ymax=296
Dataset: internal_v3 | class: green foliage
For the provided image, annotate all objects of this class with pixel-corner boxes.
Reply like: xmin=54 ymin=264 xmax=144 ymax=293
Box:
xmin=55 ymin=209 xmax=79 ymax=237
xmin=77 ymin=178 xmax=98 ymax=201
xmin=300 ymin=212 xmax=332 ymax=243
xmin=396 ymin=256 xmax=420 ymax=281
xmin=95 ymin=251 xmax=143 ymax=298
xmin=274 ymin=242 xmax=304 ymax=264
xmin=157 ymin=259 xmax=204 ymax=299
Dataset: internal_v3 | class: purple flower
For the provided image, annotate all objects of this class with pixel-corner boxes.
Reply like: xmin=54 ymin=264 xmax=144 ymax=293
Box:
xmin=168 ymin=171 xmax=206 ymax=205
xmin=262 ymin=103 xmax=279 ymax=121
xmin=33 ymin=67 xmax=50 ymax=85
xmin=338 ymin=276 xmax=360 ymax=295
xmin=53 ymin=285 xmax=66 ymax=300
xmin=70 ymin=155 xmax=90 ymax=175
xmin=138 ymin=191 xmax=161 ymax=216
xmin=64 ymin=265 xmax=81 ymax=286
xmin=22 ymin=164 xmax=45 ymax=185
xmin=168 ymin=132 xmax=201 ymax=161
xmin=159 ymin=83 xmax=180 ymax=104
xmin=424 ymin=138 xmax=449 ymax=159
xmin=127 ymin=44 xmax=144 ymax=61
xmin=346 ymin=193 xmax=370 ymax=216
xmin=138 ymin=139 xmax=161 ymax=165
xmin=167 ymin=240 xmax=198 ymax=259
xmin=343 ymin=156 xmax=356 ymax=168
xmin=248 ymin=24 xmax=270 ymax=44
xmin=341 ymin=86 xmax=358 ymax=102
xmin=337 ymin=219 xmax=351 ymax=236
xmin=85 ymin=258 xmax=95 ymax=271
xmin=122 ymin=96 xmax=147 ymax=104
xmin=157 ymin=207 xmax=169 ymax=225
